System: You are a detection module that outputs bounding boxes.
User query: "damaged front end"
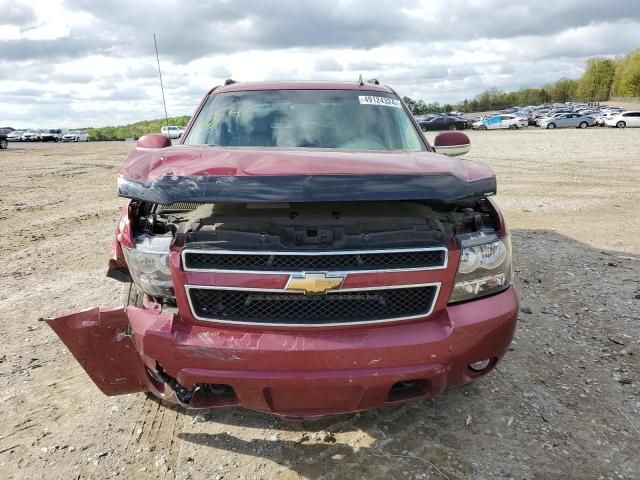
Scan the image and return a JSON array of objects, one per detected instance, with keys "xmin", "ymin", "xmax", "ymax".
[{"xmin": 45, "ymin": 114, "xmax": 517, "ymax": 416}]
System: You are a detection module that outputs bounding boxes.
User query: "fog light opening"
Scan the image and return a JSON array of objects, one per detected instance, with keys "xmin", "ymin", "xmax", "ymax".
[
  {"xmin": 469, "ymin": 359, "xmax": 491, "ymax": 372},
  {"xmin": 386, "ymin": 379, "xmax": 431, "ymax": 403}
]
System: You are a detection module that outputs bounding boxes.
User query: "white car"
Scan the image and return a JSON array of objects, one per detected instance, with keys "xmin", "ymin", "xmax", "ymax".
[
  {"xmin": 62, "ymin": 131, "xmax": 90, "ymax": 142},
  {"xmin": 473, "ymin": 114, "xmax": 528, "ymax": 130},
  {"xmin": 605, "ymin": 111, "xmax": 640, "ymax": 128},
  {"xmin": 594, "ymin": 111, "xmax": 619, "ymax": 126},
  {"xmin": 161, "ymin": 125, "xmax": 184, "ymax": 139},
  {"xmin": 21, "ymin": 129, "xmax": 43, "ymax": 141},
  {"xmin": 6, "ymin": 130, "xmax": 25, "ymax": 141},
  {"xmin": 40, "ymin": 129, "xmax": 64, "ymax": 142}
]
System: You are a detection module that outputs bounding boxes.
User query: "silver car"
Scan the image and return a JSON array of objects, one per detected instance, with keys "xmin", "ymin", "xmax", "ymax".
[{"xmin": 541, "ymin": 113, "xmax": 595, "ymax": 129}]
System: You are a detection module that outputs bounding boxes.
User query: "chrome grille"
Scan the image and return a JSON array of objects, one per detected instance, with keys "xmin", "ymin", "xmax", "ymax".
[{"xmin": 183, "ymin": 247, "xmax": 447, "ymax": 273}]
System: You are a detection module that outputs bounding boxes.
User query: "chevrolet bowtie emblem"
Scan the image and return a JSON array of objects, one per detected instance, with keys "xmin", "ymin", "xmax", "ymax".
[{"xmin": 286, "ymin": 273, "xmax": 345, "ymax": 295}]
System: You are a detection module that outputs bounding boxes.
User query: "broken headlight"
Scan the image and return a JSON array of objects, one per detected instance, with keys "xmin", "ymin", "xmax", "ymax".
[
  {"xmin": 122, "ymin": 235, "xmax": 174, "ymax": 298},
  {"xmin": 449, "ymin": 230, "xmax": 512, "ymax": 303}
]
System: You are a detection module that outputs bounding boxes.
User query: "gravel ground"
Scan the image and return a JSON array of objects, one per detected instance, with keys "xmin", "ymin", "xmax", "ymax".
[{"xmin": 0, "ymin": 128, "xmax": 639, "ymax": 480}]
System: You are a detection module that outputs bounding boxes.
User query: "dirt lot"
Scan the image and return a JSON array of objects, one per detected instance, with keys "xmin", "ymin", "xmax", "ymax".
[{"xmin": 1, "ymin": 129, "xmax": 639, "ymax": 480}]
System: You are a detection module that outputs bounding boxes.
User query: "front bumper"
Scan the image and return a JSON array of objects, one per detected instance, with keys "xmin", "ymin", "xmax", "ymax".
[{"xmin": 47, "ymin": 287, "xmax": 518, "ymax": 417}]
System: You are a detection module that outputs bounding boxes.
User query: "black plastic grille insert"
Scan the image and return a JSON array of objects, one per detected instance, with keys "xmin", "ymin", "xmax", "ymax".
[
  {"xmin": 184, "ymin": 249, "xmax": 446, "ymax": 272},
  {"xmin": 188, "ymin": 285, "xmax": 438, "ymax": 325}
]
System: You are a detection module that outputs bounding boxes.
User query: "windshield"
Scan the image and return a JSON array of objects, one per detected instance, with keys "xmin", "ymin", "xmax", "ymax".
[{"xmin": 184, "ymin": 90, "xmax": 424, "ymax": 151}]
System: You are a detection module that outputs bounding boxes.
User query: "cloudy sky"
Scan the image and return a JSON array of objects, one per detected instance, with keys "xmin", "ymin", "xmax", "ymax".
[{"xmin": 1, "ymin": 0, "xmax": 639, "ymax": 128}]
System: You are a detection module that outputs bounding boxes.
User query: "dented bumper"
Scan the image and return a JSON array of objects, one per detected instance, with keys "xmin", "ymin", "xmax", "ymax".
[{"xmin": 47, "ymin": 287, "xmax": 518, "ymax": 417}]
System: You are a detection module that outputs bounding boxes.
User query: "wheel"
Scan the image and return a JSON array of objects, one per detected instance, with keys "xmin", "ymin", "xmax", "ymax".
[
  {"xmin": 74, "ymin": 137, "xmax": 79, "ymax": 142},
  {"xmin": 508, "ymin": 124, "xmax": 517, "ymax": 130},
  {"xmin": 0, "ymin": 139, "xmax": 7, "ymax": 149},
  {"xmin": 616, "ymin": 121, "xmax": 626, "ymax": 128},
  {"xmin": 448, "ymin": 124, "xmax": 458, "ymax": 130},
  {"xmin": 479, "ymin": 125, "xmax": 487, "ymax": 131},
  {"xmin": 546, "ymin": 123, "xmax": 556, "ymax": 129},
  {"xmin": 579, "ymin": 122, "xmax": 588, "ymax": 129},
  {"xmin": 421, "ymin": 125, "xmax": 427, "ymax": 132}
]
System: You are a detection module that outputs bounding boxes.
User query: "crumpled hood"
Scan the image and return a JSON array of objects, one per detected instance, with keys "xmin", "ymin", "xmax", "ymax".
[{"xmin": 118, "ymin": 145, "xmax": 496, "ymax": 204}]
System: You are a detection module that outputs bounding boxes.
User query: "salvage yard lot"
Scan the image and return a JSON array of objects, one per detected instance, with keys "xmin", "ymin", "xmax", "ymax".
[{"xmin": 1, "ymin": 129, "xmax": 639, "ymax": 479}]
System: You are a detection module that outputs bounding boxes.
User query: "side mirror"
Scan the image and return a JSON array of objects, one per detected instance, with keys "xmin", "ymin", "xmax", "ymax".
[
  {"xmin": 433, "ymin": 131, "xmax": 470, "ymax": 156},
  {"xmin": 137, "ymin": 134, "xmax": 171, "ymax": 149}
]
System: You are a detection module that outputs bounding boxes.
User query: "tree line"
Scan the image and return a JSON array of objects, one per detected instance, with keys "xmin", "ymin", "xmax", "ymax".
[
  {"xmin": 86, "ymin": 115, "xmax": 190, "ymax": 141},
  {"xmin": 404, "ymin": 49, "xmax": 640, "ymax": 114}
]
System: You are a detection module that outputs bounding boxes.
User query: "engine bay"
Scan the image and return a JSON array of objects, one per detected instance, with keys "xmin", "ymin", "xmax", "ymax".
[{"xmin": 132, "ymin": 200, "xmax": 500, "ymax": 250}]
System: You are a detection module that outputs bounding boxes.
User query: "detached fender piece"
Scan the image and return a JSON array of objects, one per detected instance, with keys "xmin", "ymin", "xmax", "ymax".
[{"xmin": 45, "ymin": 307, "xmax": 147, "ymax": 395}]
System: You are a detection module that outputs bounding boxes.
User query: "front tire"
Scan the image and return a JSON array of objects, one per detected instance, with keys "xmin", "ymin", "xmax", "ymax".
[
  {"xmin": 479, "ymin": 125, "xmax": 487, "ymax": 131},
  {"xmin": 579, "ymin": 122, "xmax": 588, "ymax": 129},
  {"xmin": 508, "ymin": 124, "xmax": 517, "ymax": 130},
  {"xmin": 421, "ymin": 125, "xmax": 427, "ymax": 132},
  {"xmin": 0, "ymin": 139, "xmax": 7, "ymax": 149},
  {"xmin": 448, "ymin": 124, "xmax": 458, "ymax": 130},
  {"xmin": 616, "ymin": 121, "xmax": 626, "ymax": 128},
  {"xmin": 546, "ymin": 123, "xmax": 556, "ymax": 129}
]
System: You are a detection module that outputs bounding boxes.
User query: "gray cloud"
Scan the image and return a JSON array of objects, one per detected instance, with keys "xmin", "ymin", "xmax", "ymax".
[
  {"xmin": 62, "ymin": 0, "xmax": 420, "ymax": 61},
  {"xmin": 1, "ymin": 2, "xmax": 37, "ymax": 26},
  {"xmin": 58, "ymin": 0, "xmax": 640, "ymax": 62},
  {"xmin": 210, "ymin": 64, "xmax": 232, "ymax": 78},
  {"xmin": 314, "ymin": 57, "xmax": 343, "ymax": 72},
  {"xmin": 2, "ymin": 0, "xmax": 640, "ymax": 127},
  {"xmin": 103, "ymin": 86, "xmax": 149, "ymax": 101},
  {"xmin": 0, "ymin": 36, "xmax": 110, "ymax": 61},
  {"xmin": 49, "ymin": 72, "xmax": 96, "ymax": 83}
]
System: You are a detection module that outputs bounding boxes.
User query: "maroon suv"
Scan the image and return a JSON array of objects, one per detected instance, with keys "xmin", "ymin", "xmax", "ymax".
[{"xmin": 47, "ymin": 81, "xmax": 518, "ymax": 417}]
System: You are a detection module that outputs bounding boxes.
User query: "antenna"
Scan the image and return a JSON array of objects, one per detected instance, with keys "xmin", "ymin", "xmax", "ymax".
[{"xmin": 153, "ymin": 33, "xmax": 170, "ymax": 132}]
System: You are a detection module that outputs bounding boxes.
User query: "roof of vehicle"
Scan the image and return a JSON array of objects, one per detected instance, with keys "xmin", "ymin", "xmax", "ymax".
[{"xmin": 210, "ymin": 80, "xmax": 395, "ymax": 95}]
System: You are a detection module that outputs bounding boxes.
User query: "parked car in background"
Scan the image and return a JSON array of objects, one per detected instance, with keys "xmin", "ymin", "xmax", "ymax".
[
  {"xmin": 41, "ymin": 129, "xmax": 65, "ymax": 142},
  {"xmin": 595, "ymin": 110, "xmax": 623, "ymax": 126},
  {"xmin": 62, "ymin": 131, "xmax": 90, "ymax": 142},
  {"xmin": 161, "ymin": 125, "xmax": 184, "ymax": 139},
  {"xmin": 418, "ymin": 115, "xmax": 467, "ymax": 131},
  {"xmin": 473, "ymin": 114, "xmax": 527, "ymax": 130},
  {"xmin": 6, "ymin": 130, "xmax": 25, "ymax": 141},
  {"xmin": 605, "ymin": 111, "xmax": 640, "ymax": 128},
  {"xmin": 540, "ymin": 113, "xmax": 595, "ymax": 129},
  {"xmin": 21, "ymin": 129, "xmax": 43, "ymax": 141}
]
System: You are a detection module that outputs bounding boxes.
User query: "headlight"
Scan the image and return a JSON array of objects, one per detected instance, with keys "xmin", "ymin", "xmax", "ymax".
[
  {"xmin": 122, "ymin": 234, "xmax": 174, "ymax": 298},
  {"xmin": 449, "ymin": 231, "xmax": 512, "ymax": 303}
]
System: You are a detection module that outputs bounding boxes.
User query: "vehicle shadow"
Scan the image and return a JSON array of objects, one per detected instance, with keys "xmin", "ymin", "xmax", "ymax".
[
  {"xmin": 173, "ymin": 229, "xmax": 639, "ymax": 480},
  {"xmin": 176, "ymin": 390, "xmax": 479, "ymax": 480}
]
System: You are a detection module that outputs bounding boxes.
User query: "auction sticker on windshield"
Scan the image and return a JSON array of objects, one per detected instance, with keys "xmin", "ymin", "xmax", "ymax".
[{"xmin": 359, "ymin": 96, "xmax": 402, "ymax": 108}]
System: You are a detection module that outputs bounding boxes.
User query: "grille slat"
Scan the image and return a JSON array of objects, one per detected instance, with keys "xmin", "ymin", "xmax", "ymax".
[
  {"xmin": 184, "ymin": 249, "xmax": 446, "ymax": 272},
  {"xmin": 188, "ymin": 286, "xmax": 438, "ymax": 325}
]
